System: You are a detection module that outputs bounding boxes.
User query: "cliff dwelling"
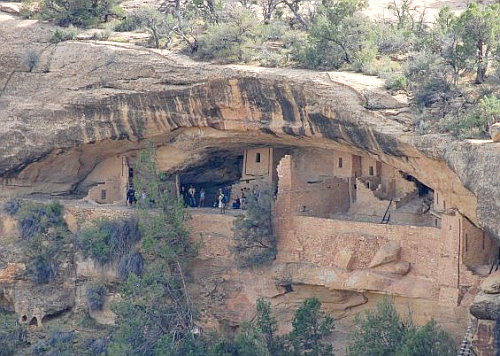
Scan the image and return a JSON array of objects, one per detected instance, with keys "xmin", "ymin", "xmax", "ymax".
[
  {"xmin": 1, "ymin": 3, "xmax": 499, "ymax": 353},
  {"xmin": 75, "ymin": 143, "xmax": 498, "ymax": 311}
]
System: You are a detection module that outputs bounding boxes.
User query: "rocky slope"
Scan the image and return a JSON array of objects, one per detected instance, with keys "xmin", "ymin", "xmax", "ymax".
[{"xmin": 0, "ymin": 11, "xmax": 499, "ymax": 242}]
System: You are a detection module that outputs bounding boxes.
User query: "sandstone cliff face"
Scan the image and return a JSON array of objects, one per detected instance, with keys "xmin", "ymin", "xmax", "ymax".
[{"xmin": 0, "ymin": 12, "xmax": 499, "ymax": 242}]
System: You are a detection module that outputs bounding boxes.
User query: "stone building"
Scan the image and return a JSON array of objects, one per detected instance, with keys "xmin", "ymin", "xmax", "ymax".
[
  {"xmin": 79, "ymin": 145, "xmax": 497, "ymax": 310},
  {"xmin": 274, "ymin": 148, "xmax": 497, "ymax": 308},
  {"xmin": 84, "ymin": 155, "xmax": 133, "ymax": 204}
]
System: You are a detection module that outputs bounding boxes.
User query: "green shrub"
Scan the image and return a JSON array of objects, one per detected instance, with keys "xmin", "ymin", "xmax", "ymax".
[
  {"xmin": 302, "ymin": 0, "xmax": 374, "ymax": 70},
  {"xmin": 405, "ymin": 52, "xmax": 457, "ymax": 108},
  {"xmin": 4, "ymin": 199, "xmax": 20, "ymax": 216},
  {"xmin": 38, "ymin": 0, "xmax": 122, "ymax": 28},
  {"xmin": 83, "ymin": 337, "xmax": 108, "ymax": 356},
  {"xmin": 10, "ymin": 201, "xmax": 69, "ymax": 285},
  {"xmin": 0, "ymin": 311, "xmax": 26, "ymax": 356},
  {"xmin": 33, "ymin": 329, "xmax": 78, "ymax": 355},
  {"xmin": 113, "ymin": 15, "xmax": 141, "ymax": 32},
  {"xmin": 14, "ymin": 200, "xmax": 66, "ymax": 240},
  {"xmin": 86, "ymin": 281, "xmax": 107, "ymax": 311},
  {"xmin": 348, "ymin": 298, "xmax": 409, "ymax": 356},
  {"xmin": 197, "ymin": 8, "xmax": 258, "ymax": 63},
  {"xmin": 129, "ymin": 6, "xmax": 176, "ymax": 49},
  {"xmin": 23, "ymin": 49, "xmax": 40, "ymax": 72},
  {"xmin": 384, "ymin": 72, "xmax": 409, "ymax": 91},
  {"xmin": 92, "ymin": 25, "xmax": 112, "ymax": 40},
  {"xmin": 232, "ymin": 184, "xmax": 276, "ymax": 268},
  {"xmin": 76, "ymin": 218, "xmax": 140, "ymax": 265},
  {"xmin": 117, "ymin": 250, "xmax": 144, "ymax": 279},
  {"xmin": 234, "ymin": 323, "xmax": 270, "ymax": 356},
  {"xmin": 374, "ymin": 23, "xmax": 417, "ymax": 55},
  {"xmin": 347, "ymin": 298, "xmax": 455, "ymax": 356},
  {"xmin": 257, "ymin": 47, "xmax": 285, "ymax": 67},
  {"xmin": 397, "ymin": 320, "xmax": 455, "ymax": 356},
  {"xmin": 438, "ymin": 95, "xmax": 500, "ymax": 138},
  {"xmin": 257, "ymin": 20, "xmax": 288, "ymax": 41},
  {"xmin": 29, "ymin": 254, "xmax": 57, "ymax": 284},
  {"xmin": 288, "ymin": 297, "xmax": 334, "ymax": 356},
  {"xmin": 50, "ymin": 26, "xmax": 78, "ymax": 43}
]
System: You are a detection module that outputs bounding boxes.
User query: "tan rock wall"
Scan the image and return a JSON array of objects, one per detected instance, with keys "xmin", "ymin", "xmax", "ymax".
[{"xmin": 462, "ymin": 216, "xmax": 497, "ymax": 267}]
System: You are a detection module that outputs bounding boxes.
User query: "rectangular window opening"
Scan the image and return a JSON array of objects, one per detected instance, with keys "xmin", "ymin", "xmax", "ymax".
[
  {"xmin": 256, "ymin": 153, "xmax": 261, "ymax": 163},
  {"xmin": 101, "ymin": 189, "xmax": 107, "ymax": 200},
  {"xmin": 369, "ymin": 166, "xmax": 374, "ymax": 176},
  {"xmin": 338, "ymin": 157, "xmax": 343, "ymax": 168}
]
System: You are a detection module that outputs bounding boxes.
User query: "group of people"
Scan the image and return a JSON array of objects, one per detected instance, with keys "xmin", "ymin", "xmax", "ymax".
[
  {"xmin": 180, "ymin": 185, "xmax": 248, "ymax": 214},
  {"xmin": 181, "ymin": 185, "xmax": 207, "ymax": 208},
  {"xmin": 126, "ymin": 186, "xmax": 155, "ymax": 207},
  {"xmin": 126, "ymin": 183, "xmax": 259, "ymax": 215}
]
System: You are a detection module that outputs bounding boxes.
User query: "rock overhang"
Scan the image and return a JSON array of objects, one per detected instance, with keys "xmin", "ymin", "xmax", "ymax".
[{"xmin": 0, "ymin": 12, "xmax": 499, "ymax": 240}]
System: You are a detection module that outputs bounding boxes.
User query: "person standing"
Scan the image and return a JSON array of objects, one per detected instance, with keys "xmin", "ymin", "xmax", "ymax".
[
  {"xmin": 217, "ymin": 188, "xmax": 225, "ymax": 214},
  {"xmin": 181, "ymin": 186, "xmax": 187, "ymax": 207},
  {"xmin": 199, "ymin": 188, "xmax": 206, "ymax": 207},
  {"xmin": 188, "ymin": 185, "xmax": 196, "ymax": 207},
  {"xmin": 126, "ymin": 186, "xmax": 135, "ymax": 206}
]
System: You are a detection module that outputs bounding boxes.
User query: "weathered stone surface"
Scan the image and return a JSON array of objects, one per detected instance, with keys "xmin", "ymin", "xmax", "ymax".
[
  {"xmin": 372, "ymin": 261, "xmax": 410, "ymax": 275},
  {"xmin": 334, "ymin": 249, "xmax": 354, "ymax": 271},
  {"xmin": 481, "ymin": 271, "xmax": 500, "ymax": 294},
  {"xmin": 0, "ymin": 263, "xmax": 25, "ymax": 283},
  {"xmin": 490, "ymin": 123, "xmax": 500, "ymax": 142},
  {"xmin": 14, "ymin": 283, "xmax": 75, "ymax": 325},
  {"xmin": 342, "ymin": 270, "xmax": 438, "ymax": 299},
  {"xmin": 470, "ymin": 292, "xmax": 500, "ymax": 320},
  {"xmin": 471, "ymin": 320, "xmax": 499, "ymax": 356},
  {"xmin": 0, "ymin": 12, "xmax": 498, "ymax": 242},
  {"xmin": 368, "ymin": 241, "xmax": 401, "ymax": 268}
]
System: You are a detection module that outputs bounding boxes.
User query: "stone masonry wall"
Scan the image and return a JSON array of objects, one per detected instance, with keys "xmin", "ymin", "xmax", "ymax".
[
  {"xmin": 462, "ymin": 216, "xmax": 497, "ymax": 267},
  {"xmin": 277, "ymin": 216, "xmax": 442, "ymax": 277},
  {"xmin": 277, "ymin": 151, "xmax": 351, "ymax": 218}
]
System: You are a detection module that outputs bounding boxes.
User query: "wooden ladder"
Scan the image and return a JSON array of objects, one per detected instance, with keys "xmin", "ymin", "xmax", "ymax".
[{"xmin": 380, "ymin": 199, "xmax": 393, "ymax": 224}]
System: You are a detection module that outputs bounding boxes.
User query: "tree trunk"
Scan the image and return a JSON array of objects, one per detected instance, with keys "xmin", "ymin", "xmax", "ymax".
[
  {"xmin": 475, "ymin": 42, "xmax": 489, "ymax": 84},
  {"xmin": 476, "ymin": 63, "xmax": 487, "ymax": 84},
  {"xmin": 282, "ymin": 0, "xmax": 308, "ymax": 30}
]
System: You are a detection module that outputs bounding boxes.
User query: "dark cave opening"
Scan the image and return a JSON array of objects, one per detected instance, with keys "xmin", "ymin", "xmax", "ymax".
[{"xmin": 179, "ymin": 150, "xmax": 244, "ymax": 208}]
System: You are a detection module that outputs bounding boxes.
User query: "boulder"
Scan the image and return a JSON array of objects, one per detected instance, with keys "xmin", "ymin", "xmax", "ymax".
[
  {"xmin": 490, "ymin": 123, "xmax": 500, "ymax": 142},
  {"xmin": 334, "ymin": 249, "xmax": 354, "ymax": 271},
  {"xmin": 0, "ymin": 3, "xmax": 21, "ymax": 15},
  {"xmin": 470, "ymin": 292, "xmax": 500, "ymax": 320},
  {"xmin": 369, "ymin": 241, "xmax": 401, "ymax": 268},
  {"xmin": 480, "ymin": 270, "xmax": 500, "ymax": 294},
  {"xmin": 344, "ymin": 270, "xmax": 394, "ymax": 292},
  {"xmin": 373, "ymin": 261, "xmax": 410, "ymax": 275}
]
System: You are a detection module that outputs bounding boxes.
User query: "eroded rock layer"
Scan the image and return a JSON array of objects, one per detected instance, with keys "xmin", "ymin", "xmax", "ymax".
[{"xmin": 1, "ymin": 13, "xmax": 499, "ymax": 240}]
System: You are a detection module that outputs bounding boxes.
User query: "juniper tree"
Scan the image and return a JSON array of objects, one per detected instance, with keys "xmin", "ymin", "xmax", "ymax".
[
  {"xmin": 232, "ymin": 183, "xmax": 277, "ymax": 268},
  {"xmin": 108, "ymin": 141, "xmax": 200, "ymax": 354}
]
